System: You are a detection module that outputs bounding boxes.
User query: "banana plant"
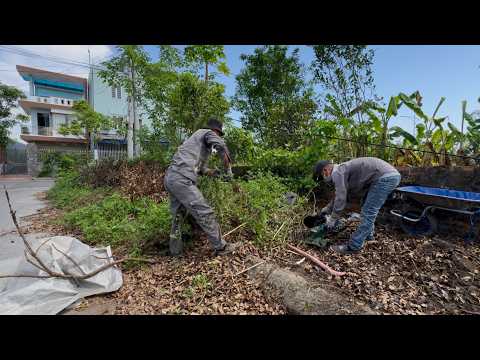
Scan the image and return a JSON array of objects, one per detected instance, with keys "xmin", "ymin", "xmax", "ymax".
[
  {"xmin": 464, "ymin": 107, "xmax": 480, "ymax": 158},
  {"xmin": 397, "ymin": 92, "xmax": 451, "ymax": 165},
  {"xmin": 363, "ymin": 95, "xmax": 418, "ymax": 161}
]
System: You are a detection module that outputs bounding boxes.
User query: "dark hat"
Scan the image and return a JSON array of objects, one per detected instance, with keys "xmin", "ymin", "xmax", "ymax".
[
  {"xmin": 206, "ymin": 117, "xmax": 224, "ymax": 136},
  {"xmin": 313, "ymin": 160, "xmax": 332, "ymax": 182}
]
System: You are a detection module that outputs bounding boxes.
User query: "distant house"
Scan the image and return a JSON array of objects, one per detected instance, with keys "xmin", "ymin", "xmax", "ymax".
[
  {"xmin": 16, "ymin": 64, "xmax": 150, "ymax": 175},
  {"xmin": 17, "ymin": 65, "xmax": 88, "ymax": 148}
]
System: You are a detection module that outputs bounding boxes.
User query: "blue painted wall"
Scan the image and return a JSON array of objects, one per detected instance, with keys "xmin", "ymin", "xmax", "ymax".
[
  {"xmin": 89, "ymin": 67, "xmax": 151, "ymax": 130},
  {"xmin": 35, "ymin": 86, "xmax": 84, "ymax": 100}
]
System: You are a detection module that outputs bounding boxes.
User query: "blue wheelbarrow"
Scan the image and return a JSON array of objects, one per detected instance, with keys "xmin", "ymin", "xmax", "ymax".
[{"xmin": 390, "ymin": 186, "xmax": 480, "ymax": 243}]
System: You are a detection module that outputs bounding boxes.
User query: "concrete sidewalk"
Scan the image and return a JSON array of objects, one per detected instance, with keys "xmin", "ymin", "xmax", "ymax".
[{"xmin": 0, "ymin": 178, "xmax": 54, "ymax": 233}]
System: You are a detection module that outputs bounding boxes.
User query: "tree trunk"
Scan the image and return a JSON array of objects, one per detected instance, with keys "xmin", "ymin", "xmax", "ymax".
[
  {"xmin": 127, "ymin": 95, "xmax": 134, "ymax": 160},
  {"xmin": 205, "ymin": 62, "xmax": 208, "ymax": 83},
  {"xmin": 131, "ymin": 61, "xmax": 140, "ymax": 157}
]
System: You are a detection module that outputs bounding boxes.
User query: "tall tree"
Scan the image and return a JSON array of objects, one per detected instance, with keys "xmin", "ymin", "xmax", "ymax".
[
  {"xmin": 165, "ymin": 72, "xmax": 230, "ymax": 147},
  {"xmin": 233, "ymin": 45, "xmax": 317, "ymax": 148},
  {"xmin": 310, "ymin": 45, "xmax": 376, "ymax": 123},
  {"xmin": 183, "ymin": 45, "xmax": 230, "ymax": 83},
  {"xmin": 0, "ymin": 82, "xmax": 27, "ymax": 148}
]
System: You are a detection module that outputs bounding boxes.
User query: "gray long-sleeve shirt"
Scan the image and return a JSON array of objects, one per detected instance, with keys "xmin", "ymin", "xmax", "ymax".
[
  {"xmin": 168, "ymin": 128, "xmax": 231, "ymax": 183},
  {"xmin": 324, "ymin": 157, "xmax": 399, "ymax": 218}
]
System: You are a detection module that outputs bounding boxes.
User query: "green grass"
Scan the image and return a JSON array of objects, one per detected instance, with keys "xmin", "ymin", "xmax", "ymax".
[
  {"xmin": 47, "ymin": 171, "xmax": 171, "ymax": 256},
  {"xmin": 47, "ymin": 170, "xmax": 308, "ymax": 257}
]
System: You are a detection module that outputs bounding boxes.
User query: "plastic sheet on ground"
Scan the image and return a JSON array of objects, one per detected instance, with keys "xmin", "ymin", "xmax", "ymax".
[{"xmin": 0, "ymin": 234, "xmax": 123, "ymax": 315}]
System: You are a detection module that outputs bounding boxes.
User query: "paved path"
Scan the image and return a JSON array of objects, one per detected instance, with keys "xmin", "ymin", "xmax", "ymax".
[{"xmin": 0, "ymin": 178, "xmax": 54, "ymax": 234}]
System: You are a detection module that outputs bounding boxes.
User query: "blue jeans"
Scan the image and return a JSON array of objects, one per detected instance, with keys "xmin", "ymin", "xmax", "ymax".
[{"xmin": 350, "ymin": 174, "xmax": 401, "ymax": 250}]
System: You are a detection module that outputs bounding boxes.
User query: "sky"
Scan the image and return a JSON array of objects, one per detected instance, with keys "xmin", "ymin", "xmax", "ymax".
[{"xmin": 1, "ymin": 45, "xmax": 480, "ymax": 142}]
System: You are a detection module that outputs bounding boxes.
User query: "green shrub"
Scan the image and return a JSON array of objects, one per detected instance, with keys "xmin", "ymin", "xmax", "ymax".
[
  {"xmin": 63, "ymin": 192, "xmax": 171, "ymax": 255},
  {"xmin": 47, "ymin": 171, "xmax": 93, "ymax": 209},
  {"xmin": 39, "ymin": 152, "xmax": 87, "ymax": 177},
  {"xmin": 224, "ymin": 126, "xmax": 256, "ymax": 164},
  {"xmin": 199, "ymin": 173, "xmax": 307, "ymax": 246}
]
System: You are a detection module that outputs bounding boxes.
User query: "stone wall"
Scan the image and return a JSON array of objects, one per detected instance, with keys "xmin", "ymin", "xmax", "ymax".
[
  {"xmin": 397, "ymin": 166, "xmax": 480, "ymax": 192},
  {"xmin": 26, "ymin": 143, "xmax": 40, "ymax": 177},
  {"xmin": 26, "ymin": 142, "xmax": 88, "ymax": 177}
]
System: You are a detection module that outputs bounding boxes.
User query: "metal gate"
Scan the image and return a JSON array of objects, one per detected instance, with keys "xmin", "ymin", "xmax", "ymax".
[{"xmin": 1, "ymin": 143, "xmax": 27, "ymax": 175}]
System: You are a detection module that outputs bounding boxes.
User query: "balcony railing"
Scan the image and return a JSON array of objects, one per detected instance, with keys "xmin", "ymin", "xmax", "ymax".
[
  {"xmin": 27, "ymin": 95, "xmax": 76, "ymax": 107},
  {"xmin": 37, "ymin": 126, "xmax": 53, "ymax": 136}
]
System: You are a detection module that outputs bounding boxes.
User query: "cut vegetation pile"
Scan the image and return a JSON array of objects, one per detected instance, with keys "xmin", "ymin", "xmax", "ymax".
[{"xmin": 80, "ymin": 159, "xmax": 168, "ymax": 203}]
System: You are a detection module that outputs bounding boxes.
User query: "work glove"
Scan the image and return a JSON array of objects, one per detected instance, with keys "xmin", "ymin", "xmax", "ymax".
[
  {"xmin": 320, "ymin": 206, "xmax": 331, "ymax": 216},
  {"xmin": 325, "ymin": 214, "xmax": 338, "ymax": 231}
]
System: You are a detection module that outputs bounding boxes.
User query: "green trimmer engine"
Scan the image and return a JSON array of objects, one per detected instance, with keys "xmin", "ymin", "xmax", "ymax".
[{"xmin": 302, "ymin": 214, "xmax": 347, "ymax": 249}]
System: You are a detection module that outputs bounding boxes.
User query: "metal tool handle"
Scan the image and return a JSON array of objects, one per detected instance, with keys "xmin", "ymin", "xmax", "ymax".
[{"xmin": 390, "ymin": 210, "xmax": 423, "ymax": 222}]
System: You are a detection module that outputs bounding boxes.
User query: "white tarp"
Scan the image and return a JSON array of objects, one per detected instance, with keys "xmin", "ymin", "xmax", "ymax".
[{"xmin": 0, "ymin": 234, "xmax": 123, "ymax": 315}]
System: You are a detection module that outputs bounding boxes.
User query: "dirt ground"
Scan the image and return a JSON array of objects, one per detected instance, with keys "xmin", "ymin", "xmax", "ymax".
[{"xmin": 21, "ymin": 199, "xmax": 480, "ymax": 315}]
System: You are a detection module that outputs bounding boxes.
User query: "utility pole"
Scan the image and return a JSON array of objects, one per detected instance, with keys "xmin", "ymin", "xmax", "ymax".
[
  {"xmin": 88, "ymin": 49, "xmax": 97, "ymax": 160},
  {"xmin": 127, "ymin": 63, "xmax": 134, "ymax": 160}
]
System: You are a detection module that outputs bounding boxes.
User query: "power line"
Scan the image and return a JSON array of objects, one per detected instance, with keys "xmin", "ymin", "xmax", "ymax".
[
  {"xmin": 325, "ymin": 135, "xmax": 480, "ymax": 161},
  {"xmin": 0, "ymin": 46, "xmax": 106, "ymax": 70}
]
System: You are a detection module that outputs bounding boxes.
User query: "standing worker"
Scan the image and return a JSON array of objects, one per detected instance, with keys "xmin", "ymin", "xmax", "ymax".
[
  {"xmin": 313, "ymin": 157, "xmax": 401, "ymax": 254},
  {"xmin": 164, "ymin": 118, "xmax": 239, "ymax": 257}
]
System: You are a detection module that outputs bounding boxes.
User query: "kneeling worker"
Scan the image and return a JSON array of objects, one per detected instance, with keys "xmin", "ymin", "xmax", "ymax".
[
  {"xmin": 164, "ymin": 118, "xmax": 239, "ymax": 257},
  {"xmin": 313, "ymin": 157, "xmax": 401, "ymax": 255}
]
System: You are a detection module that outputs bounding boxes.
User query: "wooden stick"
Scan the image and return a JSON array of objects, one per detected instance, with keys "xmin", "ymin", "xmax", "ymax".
[
  {"xmin": 287, "ymin": 244, "xmax": 346, "ymax": 277},
  {"xmin": 223, "ymin": 222, "xmax": 247, "ymax": 238},
  {"xmin": 272, "ymin": 221, "xmax": 286, "ymax": 241},
  {"xmin": 51, "ymin": 243, "xmax": 86, "ymax": 276},
  {"xmin": 2, "ymin": 186, "xmax": 156, "ymax": 281},
  {"xmin": 295, "ymin": 257, "xmax": 306, "ymax": 265},
  {"xmin": 234, "ymin": 261, "xmax": 266, "ymax": 276},
  {"xmin": 4, "ymin": 186, "xmax": 54, "ymax": 275}
]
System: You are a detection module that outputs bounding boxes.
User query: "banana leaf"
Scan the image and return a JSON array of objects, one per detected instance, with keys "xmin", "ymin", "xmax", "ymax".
[
  {"xmin": 416, "ymin": 123, "xmax": 426, "ymax": 139},
  {"xmin": 398, "ymin": 93, "xmax": 429, "ymax": 122},
  {"xmin": 432, "ymin": 97, "xmax": 446, "ymax": 119},
  {"xmin": 386, "ymin": 96, "xmax": 398, "ymax": 119},
  {"xmin": 433, "ymin": 116, "xmax": 447, "ymax": 129},
  {"xmin": 390, "ymin": 126, "xmax": 418, "ymax": 145}
]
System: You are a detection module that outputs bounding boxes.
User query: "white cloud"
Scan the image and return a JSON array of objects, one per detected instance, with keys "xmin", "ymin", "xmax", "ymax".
[
  {"xmin": 0, "ymin": 45, "xmax": 115, "ymax": 141},
  {"xmin": 0, "ymin": 45, "xmax": 114, "ymax": 91}
]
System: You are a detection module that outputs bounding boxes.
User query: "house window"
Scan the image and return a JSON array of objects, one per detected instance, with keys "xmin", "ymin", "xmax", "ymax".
[
  {"xmin": 117, "ymin": 87, "xmax": 121, "ymax": 99},
  {"xmin": 37, "ymin": 113, "xmax": 51, "ymax": 136},
  {"xmin": 38, "ymin": 113, "xmax": 50, "ymax": 128},
  {"xmin": 112, "ymin": 86, "xmax": 116, "ymax": 98}
]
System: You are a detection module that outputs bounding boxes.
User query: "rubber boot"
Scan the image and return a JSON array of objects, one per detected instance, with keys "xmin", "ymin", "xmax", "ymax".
[{"xmin": 169, "ymin": 211, "xmax": 185, "ymax": 257}]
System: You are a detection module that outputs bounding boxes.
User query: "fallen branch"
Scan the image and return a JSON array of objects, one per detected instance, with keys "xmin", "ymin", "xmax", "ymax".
[
  {"xmin": 223, "ymin": 222, "xmax": 247, "ymax": 238},
  {"xmin": 287, "ymin": 244, "xmax": 346, "ymax": 277},
  {"xmin": 51, "ymin": 243, "xmax": 86, "ymax": 276},
  {"xmin": 272, "ymin": 221, "xmax": 286, "ymax": 241},
  {"xmin": 235, "ymin": 260, "xmax": 266, "ymax": 276},
  {"xmin": 1, "ymin": 186, "xmax": 155, "ymax": 282},
  {"xmin": 4, "ymin": 186, "xmax": 54, "ymax": 276}
]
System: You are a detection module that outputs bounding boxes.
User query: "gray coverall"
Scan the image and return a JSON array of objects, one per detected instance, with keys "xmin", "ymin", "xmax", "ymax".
[{"xmin": 163, "ymin": 128, "xmax": 230, "ymax": 255}]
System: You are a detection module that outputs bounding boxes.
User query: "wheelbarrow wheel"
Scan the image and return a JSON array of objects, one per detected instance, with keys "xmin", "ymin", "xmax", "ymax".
[{"xmin": 399, "ymin": 207, "xmax": 438, "ymax": 237}]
